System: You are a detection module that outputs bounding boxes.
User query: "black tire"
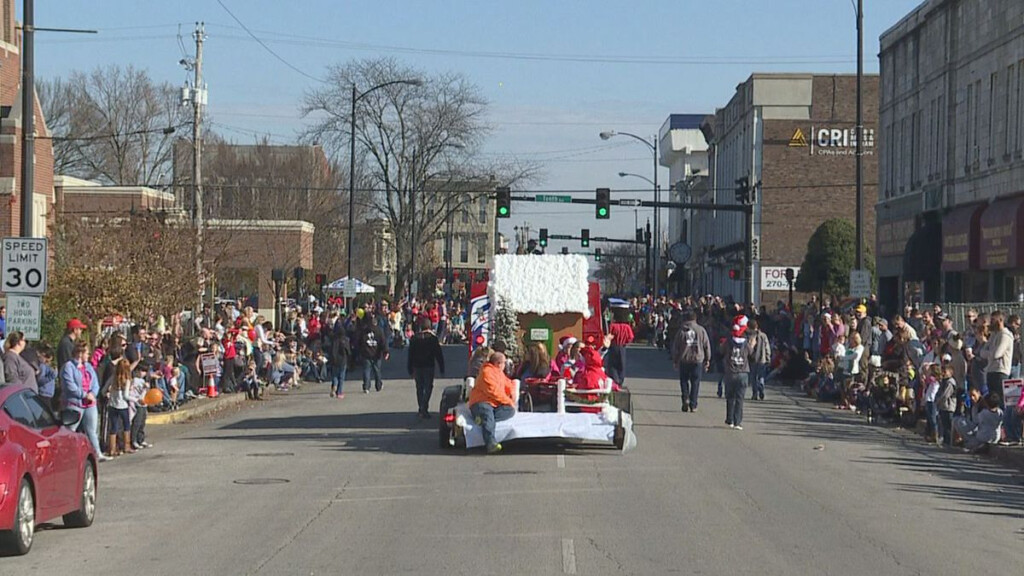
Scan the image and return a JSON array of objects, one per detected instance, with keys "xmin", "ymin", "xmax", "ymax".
[
  {"xmin": 0, "ymin": 479, "xmax": 34, "ymax": 556},
  {"xmin": 519, "ymin": 392, "xmax": 534, "ymax": 413},
  {"xmin": 63, "ymin": 460, "xmax": 96, "ymax": 528},
  {"xmin": 438, "ymin": 398, "xmax": 453, "ymax": 449}
]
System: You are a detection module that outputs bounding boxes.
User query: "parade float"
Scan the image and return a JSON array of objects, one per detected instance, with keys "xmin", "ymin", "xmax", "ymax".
[{"xmin": 440, "ymin": 254, "xmax": 636, "ymax": 452}]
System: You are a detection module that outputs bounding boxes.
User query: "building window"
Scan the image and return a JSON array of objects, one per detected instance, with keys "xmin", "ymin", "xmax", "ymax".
[
  {"xmin": 1006, "ymin": 65, "xmax": 1014, "ymax": 157},
  {"xmin": 989, "ymin": 72, "xmax": 998, "ymax": 161},
  {"xmin": 974, "ymin": 79, "xmax": 982, "ymax": 164},
  {"xmin": 936, "ymin": 95, "xmax": 944, "ymax": 174},
  {"xmin": 966, "ymin": 81, "xmax": 974, "ymax": 169},
  {"xmin": 477, "ymin": 236, "xmax": 487, "ymax": 264},
  {"xmin": 460, "ymin": 237, "xmax": 468, "ymax": 263},
  {"xmin": 910, "ymin": 111, "xmax": 917, "ymax": 186},
  {"xmin": 478, "ymin": 195, "xmax": 487, "ymax": 224},
  {"xmin": 1017, "ymin": 60, "xmax": 1024, "ymax": 153}
]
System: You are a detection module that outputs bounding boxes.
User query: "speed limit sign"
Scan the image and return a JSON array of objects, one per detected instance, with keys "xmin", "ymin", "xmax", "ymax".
[{"xmin": 2, "ymin": 237, "xmax": 48, "ymax": 294}]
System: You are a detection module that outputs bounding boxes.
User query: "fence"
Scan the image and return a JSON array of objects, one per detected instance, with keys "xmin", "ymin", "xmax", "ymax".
[{"xmin": 923, "ymin": 302, "xmax": 1024, "ymax": 335}]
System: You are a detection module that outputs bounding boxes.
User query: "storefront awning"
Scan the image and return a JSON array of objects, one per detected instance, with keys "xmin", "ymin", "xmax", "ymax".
[
  {"xmin": 980, "ymin": 196, "xmax": 1024, "ymax": 270},
  {"xmin": 902, "ymin": 220, "xmax": 942, "ymax": 282},
  {"xmin": 941, "ymin": 204, "xmax": 985, "ymax": 272}
]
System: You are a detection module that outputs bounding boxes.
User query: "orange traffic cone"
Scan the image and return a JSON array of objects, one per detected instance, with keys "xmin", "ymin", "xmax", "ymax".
[{"xmin": 207, "ymin": 375, "xmax": 219, "ymax": 398}]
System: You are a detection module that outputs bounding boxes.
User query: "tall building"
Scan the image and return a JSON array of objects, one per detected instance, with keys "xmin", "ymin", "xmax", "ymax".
[
  {"xmin": 877, "ymin": 0, "xmax": 1024, "ymax": 309},
  {"xmin": 659, "ymin": 114, "xmax": 709, "ymax": 294},
  {"xmin": 700, "ymin": 73, "xmax": 879, "ymax": 303},
  {"xmin": 0, "ymin": 0, "xmax": 55, "ymax": 239}
]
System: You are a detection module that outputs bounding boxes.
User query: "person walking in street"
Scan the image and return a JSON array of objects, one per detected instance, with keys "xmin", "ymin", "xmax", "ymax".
[
  {"xmin": 408, "ymin": 318, "xmax": 446, "ymax": 418},
  {"xmin": 671, "ymin": 309, "xmax": 711, "ymax": 412},
  {"xmin": 722, "ymin": 315, "xmax": 756, "ymax": 430},
  {"xmin": 748, "ymin": 320, "xmax": 771, "ymax": 401},
  {"xmin": 468, "ymin": 352, "xmax": 516, "ymax": 454},
  {"xmin": 358, "ymin": 312, "xmax": 388, "ymax": 393},
  {"xmin": 327, "ymin": 315, "xmax": 351, "ymax": 399}
]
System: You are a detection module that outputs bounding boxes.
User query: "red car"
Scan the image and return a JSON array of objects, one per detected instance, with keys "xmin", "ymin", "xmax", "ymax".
[{"xmin": 0, "ymin": 385, "xmax": 97, "ymax": 555}]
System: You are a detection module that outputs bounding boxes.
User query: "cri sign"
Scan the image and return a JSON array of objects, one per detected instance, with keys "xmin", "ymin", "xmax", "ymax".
[{"xmin": 790, "ymin": 126, "xmax": 875, "ymax": 156}]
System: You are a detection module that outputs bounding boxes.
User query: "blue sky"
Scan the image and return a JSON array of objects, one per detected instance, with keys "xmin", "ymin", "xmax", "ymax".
[{"xmin": 33, "ymin": 0, "xmax": 923, "ymax": 243}]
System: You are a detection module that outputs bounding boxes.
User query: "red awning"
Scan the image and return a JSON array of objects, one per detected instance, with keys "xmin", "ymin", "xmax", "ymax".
[
  {"xmin": 942, "ymin": 204, "xmax": 985, "ymax": 272},
  {"xmin": 980, "ymin": 197, "xmax": 1024, "ymax": 270}
]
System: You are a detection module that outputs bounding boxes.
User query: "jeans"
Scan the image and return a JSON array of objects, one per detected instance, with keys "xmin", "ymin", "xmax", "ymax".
[
  {"xmin": 939, "ymin": 410, "xmax": 953, "ymax": 446},
  {"xmin": 131, "ymin": 406, "xmax": 147, "ymax": 445},
  {"xmin": 678, "ymin": 363, "xmax": 702, "ymax": 409},
  {"xmin": 73, "ymin": 404, "xmax": 102, "ymax": 455},
  {"xmin": 413, "ymin": 366, "xmax": 436, "ymax": 414},
  {"xmin": 986, "ymin": 372, "xmax": 1007, "ymax": 405},
  {"xmin": 924, "ymin": 400, "xmax": 937, "ymax": 436},
  {"xmin": 363, "ymin": 358, "xmax": 383, "ymax": 391},
  {"xmin": 749, "ymin": 364, "xmax": 767, "ymax": 399},
  {"xmin": 1004, "ymin": 406, "xmax": 1022, "ymax": 443},
  {"xmin": 331, "ymin": 362, "xmax": 348, "ymax": 395},
  {"xmin": 724, "ymin": 373, "xmax": 747, "ymax": 426},
  {"xmin": 470, "ymin": 402, "xmax": 515, "ymax": 449}
]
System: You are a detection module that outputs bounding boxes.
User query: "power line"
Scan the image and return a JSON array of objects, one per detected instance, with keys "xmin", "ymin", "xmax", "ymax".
[{"xmin": 213, "ymin": 0, "xmax": 325, "ymax": 83}]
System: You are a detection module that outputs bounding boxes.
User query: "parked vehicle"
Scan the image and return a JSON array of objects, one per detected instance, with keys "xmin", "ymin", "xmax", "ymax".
[{"xmin": 0, "ymin": 385, "xmax": 98, "ymax": 555}]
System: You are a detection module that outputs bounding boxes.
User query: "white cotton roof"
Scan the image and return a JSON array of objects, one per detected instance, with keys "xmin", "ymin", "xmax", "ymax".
[{"xmin": 490, "ymin": 254, "xmax": 591, "ymax": 317}]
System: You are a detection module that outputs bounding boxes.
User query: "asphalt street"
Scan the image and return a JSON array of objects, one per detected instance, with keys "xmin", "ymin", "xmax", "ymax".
[{"xmin": 3, "ymin": 345, "xmax": 1023, "ymax": 576}]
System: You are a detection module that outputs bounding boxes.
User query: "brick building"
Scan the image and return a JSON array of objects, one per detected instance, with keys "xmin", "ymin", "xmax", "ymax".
[
  {"xmin": 878, "ymin": 0, "xmax": 1024, "ymax": 309},
  {"xmin": 54, "ymin": 177, "xmax": 313, "ymax": 322},
  {"xmin": 0, "ymin": 0, "xmax": 55, "ymax": 239},
  {"xmin": 698, "ymin": 73, "xmax": 879, "ymax": 304}
]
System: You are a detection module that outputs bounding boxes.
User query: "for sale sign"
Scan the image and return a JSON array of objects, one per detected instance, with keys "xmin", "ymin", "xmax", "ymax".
[
  {"xmin": 761, "ymin": 266, "xmax": 799, "ymax": 291},
  {"xmin": 1003, "ymin": 379, "xmax": 1023, "ymax": 406}
]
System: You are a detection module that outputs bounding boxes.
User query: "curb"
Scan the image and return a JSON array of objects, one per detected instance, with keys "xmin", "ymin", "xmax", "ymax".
[
  {"xmin": 147, "ymin": 392, "xmax": 249, "ymax": 425},
  {"xmin": 771, "ymin": 383, "xmax": 1024, "ymax": 472}
]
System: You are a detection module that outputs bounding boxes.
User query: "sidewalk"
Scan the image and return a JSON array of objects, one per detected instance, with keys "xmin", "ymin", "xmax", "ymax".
[
  {"xmin": 147, "ymin": 391, "xmax": 249, "ymax": 425},
  {"xmin": 770, "ymin": 382, "xmax": 1024, "ymax": 472}
]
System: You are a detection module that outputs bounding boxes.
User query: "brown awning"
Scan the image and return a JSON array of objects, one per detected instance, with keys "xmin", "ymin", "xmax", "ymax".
[
  {"xmin": 980, "ymin": 197, "xmax": 1024, "ymax": 270},
  {"xmin": 942, "ymin": 204, "xmax": 985, "ymax": 271}
]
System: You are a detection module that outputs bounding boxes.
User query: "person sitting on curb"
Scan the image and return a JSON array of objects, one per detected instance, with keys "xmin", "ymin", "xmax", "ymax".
[
  {"xmin": 468, "ymin": 352, "xmax": 516, "ymax": 454},
  {"xmin": 956, "ymin": 392, "xmax": 1004, "ymax": 453}
]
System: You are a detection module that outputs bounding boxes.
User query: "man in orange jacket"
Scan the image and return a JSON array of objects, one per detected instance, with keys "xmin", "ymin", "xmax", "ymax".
[{"xmin": 469, "ymin": 352, "xmax": 516, "ymax": 454}]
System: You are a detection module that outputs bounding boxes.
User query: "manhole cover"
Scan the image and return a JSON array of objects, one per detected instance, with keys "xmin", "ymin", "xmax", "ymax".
[
  {"xmin": 483, "ymin": 471, "xmax": 538, "ymax": 476},
  {"xmin": 246, "ymin": 452, "xmax": 295, "ymax": 457},
  {"xmin": 233, "ymin": 478, "xmax": 290, "ymax": 485}
]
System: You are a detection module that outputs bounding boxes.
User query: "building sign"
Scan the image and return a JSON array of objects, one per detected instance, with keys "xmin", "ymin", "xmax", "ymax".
[
  {"xmin": 877, "ymin": 218, "xmax": 915, "ymax": 257},
  {"xmin": 750, "ymin": 236, "xmax": 761, "ymax": 261},
  {"xmin": 789, "ymin": 126, "xmax": 875, "ymax": 156},
  {"xmin": 849, "ymin": 269, "xmax": 872, "ymax": 298},
  {"xmin": 761, "ymin": 266, "xmax": 800, "ymax": 291},
  {"xmin": 979, "ymin": 197, "xmax": 1024, "ymax": 270}
]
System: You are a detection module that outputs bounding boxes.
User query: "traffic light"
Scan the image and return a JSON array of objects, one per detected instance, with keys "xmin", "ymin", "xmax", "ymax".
[
  {"xmin": 539, "ymin": 228, "xmax": 548, "ymax": 247},
  {"xmin": 496, "ymin": 187, "xmax": 511, "ymax": 218},
  {"xmin": 314, "ymin": 273, "xmax": 326, "ymax": 286},
  {"xmin": 735, "ymin": 177, "xmax": 751, "ymax": 204},
  {"xmin": 561, "ymin": 246, "xmax": 569, "ymax": 255},
  {"xmin": 596, "ymin": 188, "xmax": 611, "ymax": 219},
  {"xmin": 636, "ymin": 228, "xmax": 644, "ymax": 243},
  {"xmin": 728, "ymin": 268, "xmax": 742, "ymax": 280},
  {"xmin": 595, "ymin": 248, "xmax": 602, "ymax": 262},
  {"xmin": 581, "ymin": 228, "xmax": 590, "ymax": 248}
]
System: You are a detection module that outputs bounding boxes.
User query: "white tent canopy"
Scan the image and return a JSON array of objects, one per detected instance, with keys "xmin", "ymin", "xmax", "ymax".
[{"xmin": 324, "ymin": 277, "xmax": 376, "ymax": 294}]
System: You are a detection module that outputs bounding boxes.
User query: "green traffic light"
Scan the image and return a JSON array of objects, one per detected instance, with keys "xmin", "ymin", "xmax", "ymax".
[
  {"xmin": 598, "ymin": 208, "xmax": 608, "ymax": 216},
  {"xmin": 498, "ymin": 207, "xmax": 509, "ymax": 216}
]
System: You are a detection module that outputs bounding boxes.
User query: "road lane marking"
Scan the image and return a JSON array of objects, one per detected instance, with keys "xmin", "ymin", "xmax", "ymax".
[
  {"xmin": 561, "ymin": 538, "xmax": 577, "ymax": 574},
  {"xmin": 557, "ymin": 454, "xmax": 566, "ymax": 468}
]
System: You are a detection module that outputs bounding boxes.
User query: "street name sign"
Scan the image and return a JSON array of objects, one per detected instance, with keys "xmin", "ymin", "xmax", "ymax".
[
  {"xmin": 1, "ymin": 237, "xmax": 48, "ymax": 294},
  {"xmin": 849, "ymin": 269, "xmax": 871, "ymax": 298},
  {"xmin": 618, "ymin": 199, "xmax": 642, "ymax": 207},
  {"xmin": 6, "ymin": 294, "xmax": 41, "ymax": 340},
  {"xmin": 535, "ymin": 194, "xmax": 571, "ymax": 203}
]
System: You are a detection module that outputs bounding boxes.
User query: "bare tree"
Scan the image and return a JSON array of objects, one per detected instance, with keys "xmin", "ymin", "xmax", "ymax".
[
  {"xmin": 38, "ymin": 65, "xmax": 188, "ymax": 186},
  {"xmin": 594, "ymin": 244, "xmax": 646, "ymax": 295},
  {"xmin": 301, "ymin": 57, "xmax": 537, "ymax": 292}
]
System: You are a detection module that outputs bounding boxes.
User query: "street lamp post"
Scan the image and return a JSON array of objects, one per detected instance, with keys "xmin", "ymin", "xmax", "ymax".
[
  {"xmin": 602, "ymin": 131, "xmax": 659, "ymax": 298},
  {"xmin": 347, "ymin": 78, "xmax": 423, "ymax": 282},
  {"xmin": 618, "ymin": 171, "xmax": 654, "ymax": 293}
]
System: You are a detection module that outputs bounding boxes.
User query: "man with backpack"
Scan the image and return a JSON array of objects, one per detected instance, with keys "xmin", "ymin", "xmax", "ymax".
[
  {"xmin": 748, "ymin": 319, "xmax": 771, "ymax": 401},
  {"xmin": 357, "ymin": 312, "xmax": 389, "ymax": 393},
  {"xmin": 671, "ymin": 309, "xmax": 711, "ymax": 413}
]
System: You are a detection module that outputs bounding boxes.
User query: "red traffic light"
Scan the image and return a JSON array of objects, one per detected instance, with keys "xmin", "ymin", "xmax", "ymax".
[{"xmin": 728, "ymin": 269, "xmax": 741, "ymax": 280}]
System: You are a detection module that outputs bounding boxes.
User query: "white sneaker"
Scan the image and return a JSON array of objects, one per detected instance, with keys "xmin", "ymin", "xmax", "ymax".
[
  {"xmin": 727, "ymin": 424, "xmax": 736, "ymax": 429},
  {"xmin": 98, "ymin": 454, "xmax": 112, "ymax": 462},
  {"xmin": 734, "ymin": 425, "xmax": 743, "ymax": 431},
  {"xmin": 131, "ymin": 442, "xmax": 141, "ymax": 450},
  {"xmin": 142, "ymin": 441, "xmax": 153, "ymax": 448}
]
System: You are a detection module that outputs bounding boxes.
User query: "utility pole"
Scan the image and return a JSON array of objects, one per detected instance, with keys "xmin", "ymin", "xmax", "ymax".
[
  {"xmin": 19, "ymin": 0, "xmax": 34, "ymax": 237},
  {"xmin": 855, "ymin": 0, "xmax": 864, "ymax": 271},
  {"xmin": 645, "ymin": 219, "xmax": 652, "ymax": 294},
  {"xmin": 188, "ymin": 22, "xmax": 207, "ymax": 316}
]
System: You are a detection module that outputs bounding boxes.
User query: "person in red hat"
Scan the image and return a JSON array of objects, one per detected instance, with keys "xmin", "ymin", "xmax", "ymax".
[{"xmin": 720, "ymin": 315, "xmax": 756, "ymax": 430}]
